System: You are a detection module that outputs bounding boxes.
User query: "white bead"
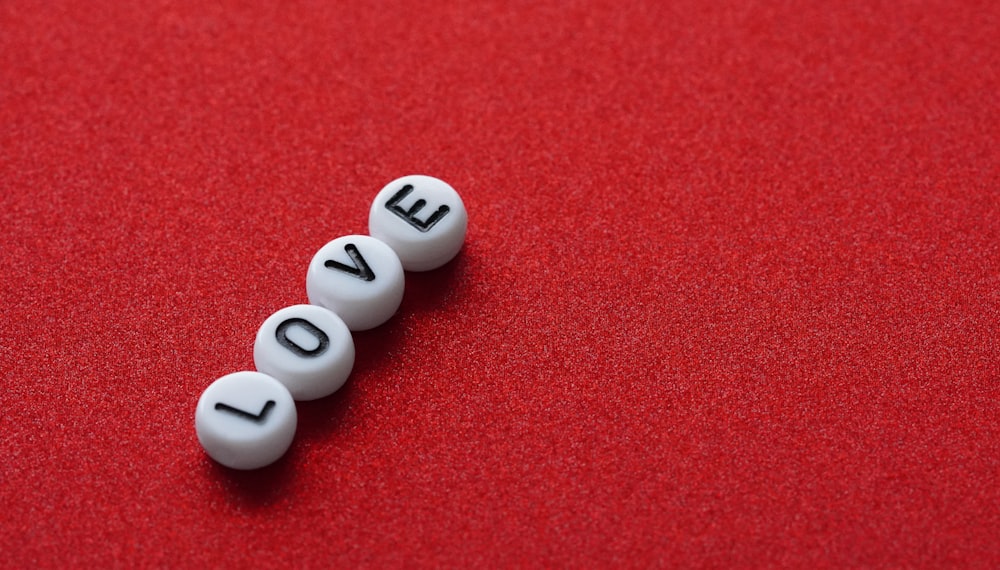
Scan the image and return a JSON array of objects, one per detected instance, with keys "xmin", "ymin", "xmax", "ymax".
[
  {"xmin": 253, "ymin": 304, "xmax": 355, "ymax": 401},
  {"xmin": 368, "ymin": 175, "xmax": 468, "ymax": 271},
  {"xmin": 306, "ymin": 234, "xmax": 405, "ymax": 331},
  {"xmin": 195, "ymin": 371, "xmax": 297, "ymax": 470}
]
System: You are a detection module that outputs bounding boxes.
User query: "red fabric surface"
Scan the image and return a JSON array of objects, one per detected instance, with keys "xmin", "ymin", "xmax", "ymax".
[{"xmin": 2, "ymin": 0, "xmax": 999, "ymax": 566}]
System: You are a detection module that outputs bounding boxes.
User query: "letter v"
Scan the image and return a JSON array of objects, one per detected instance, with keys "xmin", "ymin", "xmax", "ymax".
[{"xmin": 324, "ymin": 243, "xmax": 376, "ymax": 281}]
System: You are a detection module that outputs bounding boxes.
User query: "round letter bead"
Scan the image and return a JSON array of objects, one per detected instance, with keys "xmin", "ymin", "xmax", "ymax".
[
  {"xmin": 195, "ymin": 371, "xmax": 297, "ymax": 470},
  {"xmin": 368, "ymin": 175, "xmax": 468, "ymax": 271},
  {"xmin": 253, "ymin": 304, "xmax": 355, "ymax": 401},
  {"xmin": 306, "ymin": 234, "xmax": 405, "ymax": 331}
]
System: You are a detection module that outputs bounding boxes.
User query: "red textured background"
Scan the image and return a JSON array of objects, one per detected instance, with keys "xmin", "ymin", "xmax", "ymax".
[{"xmin": 2, "ymin": 0, "xmax": 999, "ymax": 566}]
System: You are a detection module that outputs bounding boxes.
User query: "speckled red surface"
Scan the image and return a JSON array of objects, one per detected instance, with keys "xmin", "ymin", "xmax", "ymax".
[{"xmin": 2, "ymin": 0, "xmax": 999, "ymax": 566}]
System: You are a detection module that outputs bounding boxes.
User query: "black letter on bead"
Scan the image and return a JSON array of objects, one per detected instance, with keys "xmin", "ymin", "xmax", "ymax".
[
  {"xmin": 215, "ymin": 400, "xmax": 276, "ymax": 424},
  {"xmin": 275, "ymin": 318, "xmax": 330, "ymax": 358},
  {"xmin": 324, "ymin": 243, "xmax": 375, "ymax": 281},
  {"xmin": 385, "ymin": 184, "xmax": 450, "ymax": 232}
]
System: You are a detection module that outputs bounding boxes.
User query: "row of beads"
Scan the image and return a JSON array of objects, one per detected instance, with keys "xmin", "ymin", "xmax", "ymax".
[{"xmin": 195, "ymin": 175, "xmax": 468, "ymax": 469}]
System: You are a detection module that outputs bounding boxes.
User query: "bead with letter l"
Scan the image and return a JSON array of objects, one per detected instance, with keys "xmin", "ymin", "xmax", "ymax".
[{"xmin": 195, "ymin": 371, "xmax": 297, "ymax": 470}]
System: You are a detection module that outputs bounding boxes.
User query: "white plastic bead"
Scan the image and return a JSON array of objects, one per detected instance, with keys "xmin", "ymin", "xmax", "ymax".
[
  {"xmin": 195, "ymin": 371, "xmax": 297, "ymax": 470},
  {"xmin": 306, "ymin": 234, "xmax": 405, "ymax": 331},
  {"xmin": 253, "ymin": 304, "xmax": 355, "ymax": 401},
  {"xmin": 368, "ymin": 175, "xmax": 468, "ymax": 271}
]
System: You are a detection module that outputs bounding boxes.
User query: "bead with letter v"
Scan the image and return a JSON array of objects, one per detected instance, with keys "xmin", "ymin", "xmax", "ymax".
[
  {"xmin": 324, "ymin": 243, "xmax": 376, "ymax": 281},
  {"xmin": 306, "ymin": 235, "xmax": 404, "ymax": 331}
]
